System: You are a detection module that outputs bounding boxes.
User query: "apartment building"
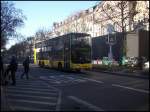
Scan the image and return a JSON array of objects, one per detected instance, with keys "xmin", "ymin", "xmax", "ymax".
[{"xmin": 51, "ymin": 1, "xmax": 149, "ymax": 38}]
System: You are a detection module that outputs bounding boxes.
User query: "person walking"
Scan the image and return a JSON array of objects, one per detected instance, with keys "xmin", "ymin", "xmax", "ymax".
[
  {"xmin": 0, "ymin": 56, "xmax": 4, "ymax": 85},
  {"xmin": 21, "ymin": 56, "xmax": 30, "ymax": 79},
  {"xmin": 9, "ymin": 56, "xmax": 18, "ymax": 85}
]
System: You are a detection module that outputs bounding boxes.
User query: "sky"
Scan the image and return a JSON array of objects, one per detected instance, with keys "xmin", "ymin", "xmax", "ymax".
[{"xmin": 6, "ymin": 1, "xmax": 99, "ymax": 49}]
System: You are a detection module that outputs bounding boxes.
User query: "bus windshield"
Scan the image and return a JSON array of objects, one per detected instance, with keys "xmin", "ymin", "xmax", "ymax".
[{"xmin": 71, "ymin": 36, "xmax": 91, "ymax": 64}]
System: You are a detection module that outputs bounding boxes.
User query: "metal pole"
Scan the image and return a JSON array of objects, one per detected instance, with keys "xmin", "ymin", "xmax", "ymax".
[
  {"xmin": 108, "ymin": 33, "xmax": 109, "ymax": 43},
  {"xmin": 93, "ymin": 9, "xmax": 94, "ymax": 37},
  {"xmin": 108, "ymin": 33, "xmax": 113, "ymax": 61},
  {"xmin": 109, "ymin": 44, "xmax": 112, "ymax": 60}
]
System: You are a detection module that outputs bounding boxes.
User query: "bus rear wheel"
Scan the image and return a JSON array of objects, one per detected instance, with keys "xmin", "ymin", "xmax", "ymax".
[
  {"xmin": 58, "ymin": 63, "xmax": 62, "ymax": 71},
  {"xmin": 39, "ymin": 61, "xmax": 42, "ymax": 66}
]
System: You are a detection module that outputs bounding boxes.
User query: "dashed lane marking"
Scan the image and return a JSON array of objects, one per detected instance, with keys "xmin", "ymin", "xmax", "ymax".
[
  {"xmin": 112, "ymin": 84, "xmax": 149, "ymax": 94},
  {"xmin": 68, "ymin": 96, "xmax": 104, "ymax": 111},
  {"xmin": 83, "ymin": 78, "xmax": 104, "ymax": 84}
]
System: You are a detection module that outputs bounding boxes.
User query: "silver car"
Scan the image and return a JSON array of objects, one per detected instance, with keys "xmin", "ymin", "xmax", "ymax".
[{"xmin": 143, "ymin": 61, "xmax": 149, "ymax": 72}]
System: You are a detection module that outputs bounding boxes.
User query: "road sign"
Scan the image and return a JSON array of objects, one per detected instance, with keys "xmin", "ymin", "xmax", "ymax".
[{"xmin": 107, "ymin": 24, "xmax": 115, "ymax": 34}]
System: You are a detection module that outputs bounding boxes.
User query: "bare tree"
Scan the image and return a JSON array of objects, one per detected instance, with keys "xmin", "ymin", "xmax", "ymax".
[
  {"xmin": 101, "ymin": 1, "xmax": 138, "ymax": 56},
  {"xmin": 64, "ymin": 11, "xmax": 81, "ymax": 33},
  {"xmin": 7, "ymin": 39, "xmax": 28, "ymax": 60},
  {"xmin": 102, "ymin": 1, "xmax": 138, "ymax": 32},
  {"xmin": 1, "ymin": 1, "xmax": 26, "ymax": 48},
  {"xmin": 80, "ymin": 17, "xmax": 89, "ymax": 33},
  {"xmin": 35, "ymin": 28, "xmax": 49, "ymax": 41},
  {"xmin": 35, "ymin": 28, "xmax": 49, "ymax": 59}
]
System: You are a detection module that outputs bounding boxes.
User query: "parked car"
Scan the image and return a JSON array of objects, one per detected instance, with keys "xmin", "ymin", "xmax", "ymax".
[
  {"xmin": 125, "ymin": 57, "xmax": 139, "ymax": 67},
  {"xmin": 92, "ymin": 59, "xmax": 102, "ymax": 65},
  {"xmin": 102, "ymin": 57, "xmax": 111, "ymax": 65},
  {"xmin": 102, "ymin": 57, "xmax": 118, "ymax": 66},
  {"xmin": 124, "ymin": 57, "xmax": 129, "ymax": 65},
  {"xmin": 143, "ymin": 61, "xmax": 149, "ymax": 72}
]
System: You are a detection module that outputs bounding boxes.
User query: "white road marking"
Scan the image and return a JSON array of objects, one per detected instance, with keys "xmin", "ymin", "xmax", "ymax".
[
  {"xmin": 40, "ymin": 77, "xmax": 57, "ymax": 82},
  {"xmin": 7, "ymin": 93, "xmax": 58, "ymax": 100},
  {"xmin": 7, "ymin": 86, "xmax": 58, "ymax": 92},
  {"xmin": 16, "ymin": 79, "xmax": 42, "ymax": 82},
  {"xmin": 12, "ymin": 106, "xmax": 50, "ymax": 111},
  {"xmin": 83, "ymin": 78, "xmax": 104, "ymax": 84},
  {"xmin": 8, "ymin": 99, "xmax": 56, "ymax": 105},
  {"xmin": 39, "ymin": 79, "xmax": 62, "ymax": 111},
  {"xmin": 49, "ymin": 76, "xmax": 55, "ymax": 78},
  {"xmin": 43, "ymin": 76, "xmax": 63, "ymax": 83},
  {"xmin": 75, "ymin": 79, "xmax": 86, "ymax": 82},
  {"xmin": 16, "ymin": 80, "xmax": 42, "ymax": 83},
  {"xmin": 14, "ymin": 82, "xmax": 39, "ymax": 85},
  {"xmin": 67, "ymin": 77, "xmax": 76, "ymax": 80},
  {"xmin": 54, "ymin": 81, "xmax": 61, "ymax": 84},
  {"xmin": 112, "ymin": 84, "xmax": 149, "ymax": 94},
  {"xmin": 6, "ymin": 89, "xmax": 58, "ymax": 96},
  {"xmin": 56, "ymin": 91, "xmax": 62, "ymax": 111},
  {"xmin": 68, "ymin": 96, "xmax": 104, "ymax": 111},
  {"xmin": 11, "ymin": 84, "xmax": 48, "ymax": 88},
  {"xmin": 42, "ymin": 76, "xmax": 78, "ymax": 84},
  {"xmin": 39, "ymin": 77, "xmax": 61, "ymax": 91},
  {"xmin": 59, "ymin": 75, "xmax": 65, "ymax": 77},
  {"xmin": 43, "ymin": 76, "xmax": 88, "ymax": 84}
]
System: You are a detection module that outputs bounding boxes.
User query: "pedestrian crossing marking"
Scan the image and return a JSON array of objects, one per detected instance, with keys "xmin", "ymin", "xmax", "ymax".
[
  {"xmin": 7, "ymin": 86, "xmax": 58, "ymax": 92},
  {"xmin": 6, "ymin": 89, "xmax": 58, "ymax": 96},
  {"xmin": 8, "ymin": 99, "xmax": 57, "ymax": 105},
  {"xmin": 7, "ymin": 93, "xmax": 58, "ymax": 100},
  {"xmin": 9, "ymin": 84, "xmax": 51, "ymax": 89},
  {"xmin": 40, "ymin": 75, "xmax": 88, "ymax": 85},
  {"xmin": 5, "ymin": 77, "xmax": 60, "ymax": 111},
  {"xmin": 12, "ymin": 106, "xmax": 50, "ymax": 111}
]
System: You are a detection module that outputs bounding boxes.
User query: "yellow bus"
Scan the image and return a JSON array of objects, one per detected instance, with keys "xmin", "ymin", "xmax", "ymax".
[{"xmin": 34, "ymin": 33, "xmax": 92, "ymax": 71}]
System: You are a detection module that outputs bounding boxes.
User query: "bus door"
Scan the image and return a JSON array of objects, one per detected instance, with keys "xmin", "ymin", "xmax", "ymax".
[{"xmin": 64, "ymin": 35, "xmax": 71, "ymax": 70}]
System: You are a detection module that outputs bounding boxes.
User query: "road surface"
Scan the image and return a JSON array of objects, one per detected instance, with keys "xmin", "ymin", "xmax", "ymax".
[{"xmin": 2, "ymin": 64, "xmax": 149, "ymax": 111}]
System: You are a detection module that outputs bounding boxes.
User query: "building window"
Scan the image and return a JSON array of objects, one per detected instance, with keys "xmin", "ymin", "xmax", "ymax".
[
  {"xmin": 99, "ymin": 27, "xmax": 101, "ymax": 35},
  {"xmin": 101, "ymin": 28, "xmax": 104, "ymax": 35}
]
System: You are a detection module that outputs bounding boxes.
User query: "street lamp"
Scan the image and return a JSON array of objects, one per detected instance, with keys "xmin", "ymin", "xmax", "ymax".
[{"xmin": 106, "ymin": 24, "xmax": 116, "ymax": 61}]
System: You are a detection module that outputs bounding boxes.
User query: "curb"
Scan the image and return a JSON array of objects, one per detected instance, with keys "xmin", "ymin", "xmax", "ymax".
[
  {"xmin": 101, "ymin": 71, "xmax": 149, "ymax": 79},
  {"xmin": 84, "ymin": 69, "xmax": 149, "ymax": 80}
]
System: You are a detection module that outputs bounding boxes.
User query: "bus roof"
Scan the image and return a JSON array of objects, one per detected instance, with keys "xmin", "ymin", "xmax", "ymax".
[
  {"xmin": 35, "ymin": 33, "xmax": 90, "ymax": 44},
  {"xmin": 56, "ymin": 32, "xmax": 90, "ymax": 38}
]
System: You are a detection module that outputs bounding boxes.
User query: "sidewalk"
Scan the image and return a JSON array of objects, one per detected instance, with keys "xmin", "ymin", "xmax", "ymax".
[
  {"xmin": 85, "ymin": 68, "xmax": 149, "ymax": 79},
  {"xmin": 1, "ymin": 86, "xmax": 12, "ymax": 111}
]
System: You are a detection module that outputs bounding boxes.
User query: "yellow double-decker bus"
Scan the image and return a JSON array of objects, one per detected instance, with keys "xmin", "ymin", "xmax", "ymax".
[{"xmin": 34, "ymin": 33, "xmax": 92, "ymax": 71}]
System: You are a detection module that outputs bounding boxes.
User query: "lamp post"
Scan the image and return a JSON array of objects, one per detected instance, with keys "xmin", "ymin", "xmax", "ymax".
[{"xmin": 106, "ymin": 24, "xmax": 116, "ymax": 61}]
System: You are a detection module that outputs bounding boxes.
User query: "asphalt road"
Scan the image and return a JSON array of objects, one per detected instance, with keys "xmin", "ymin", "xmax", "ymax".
[{"xmin": 3, "ymin": 64, "xmax": 149, "ymax": 111}]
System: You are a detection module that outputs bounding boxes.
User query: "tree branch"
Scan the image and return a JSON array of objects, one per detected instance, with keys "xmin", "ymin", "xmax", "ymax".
[{"xmin": 102, "ymin": 4, "xmax": 122, "ymax": 28}]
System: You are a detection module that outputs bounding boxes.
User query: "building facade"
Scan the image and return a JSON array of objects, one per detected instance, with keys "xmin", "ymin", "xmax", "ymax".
[
  {"xmin": 32, "ymin": 1, "xmax": 149, "ymax": 62},
  {"xmin": 51, "ymin": 1, "xmax": 149, "ymax": 38}
]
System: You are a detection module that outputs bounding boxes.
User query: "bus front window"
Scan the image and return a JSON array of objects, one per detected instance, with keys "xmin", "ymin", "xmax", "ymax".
[{"xmin": 71, "ymin": 36, "xmax": 91, "ymax": 64}]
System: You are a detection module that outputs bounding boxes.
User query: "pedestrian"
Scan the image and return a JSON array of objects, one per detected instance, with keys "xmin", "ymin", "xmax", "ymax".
[
  {"xmin": 4, "ymin": 64, "xmax": 12, "ymax": 85},
  {"xmin": 9, "ymin": 56, "xmax": 18, "ymax": 85},
  {"xmin": 21, "ymin": 56, "xmax": 30, "ymax": 79},
  {"xmin": 0, "ymin": 56, "xmax": 4, "ymax": 85}
]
